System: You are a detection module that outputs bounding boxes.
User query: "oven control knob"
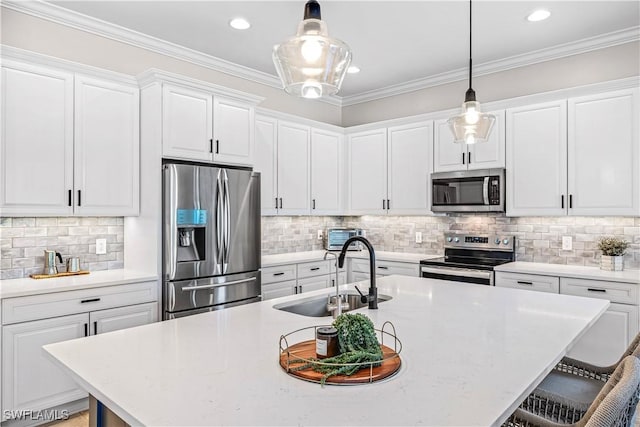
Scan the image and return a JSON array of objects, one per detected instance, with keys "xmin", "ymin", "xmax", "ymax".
[
  {"xmin": 503, "ymin": 238, "xmax": 510, "ymax": 245},
  {"xmin": 495, "ymin": 238, "xmax": 501, "ymax": 245},
  {"xmin": 453, "ymin": 237, "xmax": 460, "ymax": 243},
  {"xmin": 447, "ymin": 237, "xmax": 453, "ymax": 243}
]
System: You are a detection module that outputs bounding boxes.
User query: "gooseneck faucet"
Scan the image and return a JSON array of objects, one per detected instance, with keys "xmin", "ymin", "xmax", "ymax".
[{"xmin": 338, "ymin": 236, "xmax": 378, "ymax": 310}]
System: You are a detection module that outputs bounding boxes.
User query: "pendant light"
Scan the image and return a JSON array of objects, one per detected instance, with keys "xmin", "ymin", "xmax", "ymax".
[
  {"xmin": 448, "ymin": 0, "xmax": 495, "ymax": 144},
  {"xmin": 272, "ymin": 0, "xmax": 352, "ymax": 99}
]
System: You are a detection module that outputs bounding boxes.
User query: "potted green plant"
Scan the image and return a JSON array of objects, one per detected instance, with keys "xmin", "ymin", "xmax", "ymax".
[{"xmin": 597, "ymin": 237, "xmax": 630, "ymax": 271}]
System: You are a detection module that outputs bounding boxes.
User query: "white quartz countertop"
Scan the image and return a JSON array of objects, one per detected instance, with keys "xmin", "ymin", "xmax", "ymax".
[
  {"xmin": 495, "ymin": 261, "xmax": 640, "ymax": 284},
  {"xmin": 262, "ymin": 250, "xmax": 439, "ymax": 267},
  {"xmin": 44, "ymin": 276, "xmax": 607, "ymax": 426},
  {"xmin": 0, "ymin": 269, "xmax": 158, "ymax": 299}
]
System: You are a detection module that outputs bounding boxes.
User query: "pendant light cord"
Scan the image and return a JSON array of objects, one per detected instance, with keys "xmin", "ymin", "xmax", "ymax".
[{"xmin": 468, "ymin": 0, "xmax": 472, "ymax": 91}]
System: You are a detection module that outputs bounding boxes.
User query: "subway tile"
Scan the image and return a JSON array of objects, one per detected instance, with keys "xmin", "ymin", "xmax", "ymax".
[
  {"xmin": 23, "ymin": 227, "xmax": 47, "ymax": 237},
  {"xmin": 0, "ymin": 228, "xmax": 24, "ymax": 238},
  {"xmin": 35, "ymin": 218, "xmax": 58, "ymax": 227},
  {"xmin": 0, "ymin": 269, "xmax": 24, "ymax": 279},
  {"xmin": 12, "ymin": 257, "xmax": 36, "ymax": 268},
  {"xmin": 57, "ymin": 217, "xmax": 81, "ymax": 226},
  {"xmin": 0, "ymin": 217, "xmax": 12, "ymax": 227},
  {"xmin": 11, "ymin": 238, "xmax": 35, "ymax": 248},
  {"xmin": 12, "ymin": 218, "xmax": 35, "ymax": 227}
]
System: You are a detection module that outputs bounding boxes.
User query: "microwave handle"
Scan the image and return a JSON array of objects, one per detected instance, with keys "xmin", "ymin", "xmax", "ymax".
[{"xmin": 483, "ymin": 177, "xmax": 490, "ymax": 205}]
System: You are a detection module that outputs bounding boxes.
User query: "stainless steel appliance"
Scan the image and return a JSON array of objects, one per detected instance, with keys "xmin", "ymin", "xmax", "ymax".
[
  {"xmin": 163, "ymin": 163, "xmax": 261, "ymax": 319},
  {"xmin": 420, "ymin": 233, "xmax": 515, "ymax": 286},
  {"xmin": 325, "ymin": 228, "xmax": 364, "ymax": 251},
  {"xmin": 43, "ymin": 250, "xmax": 63, "ymax": 275},
  {"xmin": 431, "ymin": 168, "xmax": 505, "ymax": 213}
]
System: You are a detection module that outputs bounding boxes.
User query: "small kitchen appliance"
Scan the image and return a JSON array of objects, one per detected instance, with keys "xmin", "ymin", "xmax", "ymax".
[
  {"xmin": 66, "ymin": 257, "xmax": 81, "ymax": 273},
  {"xmin": 431, "ymin": 168, "xmax": 505, "ymax": 213},
  {"xmin": 43, "ymin": 250, "xmax": 63, "ymax": 275},
  {"xmin": 325, "ymin": 228, "xmax": 364, "ymax": 251},
  {"xmin": 420, "ymin": 233, "xmax": 515, "ymax": 286}
]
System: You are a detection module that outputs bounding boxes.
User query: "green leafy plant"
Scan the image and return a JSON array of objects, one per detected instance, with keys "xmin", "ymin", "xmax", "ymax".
[
  {"xmin": 597, "ymin": 236, "xmax": 630, "ymax": 256},
  {"xmin": 291, "ymin": 313, "xmax": 383, "ymax": 385}
]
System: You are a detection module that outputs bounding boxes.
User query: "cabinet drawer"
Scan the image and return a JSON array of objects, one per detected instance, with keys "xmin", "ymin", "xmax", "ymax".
[
  {"xmin": 2, "ymin": 281, "xmax": 158, "ymax": 325},
  {"xmin": 262, "ymin": 264, "xmax": 296, "ymax": 284},
  {"xmin": 297, "ymin": 260, "xmax": 331, "ymax": 279},
  {"xmin": 352, "ymin": 258, "xmax": 419, "ymax": 277},
  {"xmin": 262, "ymin": 279, "xmax": 296, "ymax": 300},
  {"xmin": 495, "ymin": 272, "xmax": 560, "ymax": 293},
  {"xmin": 560, "ymin": 278, "xmax": 638, "ymax": 305}
]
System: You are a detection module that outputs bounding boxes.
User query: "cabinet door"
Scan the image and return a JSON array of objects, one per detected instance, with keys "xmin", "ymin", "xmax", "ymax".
[
  {"xmin": 568, "ymin": 89, "xmax": 639, "ymax": 216},
  {"xmin": 74, "ymin": 76, "xmax": 140, "ymax": 216},
  {"xmin": 90, "ymin": 302, "xmax": 158, "ymax": 335},
  {"xmin": 277, "ymin": 121, "xmax": 310, "ymax": 215},
  {"xmin": 347, "ymin": 129, "xmax": 388, "ymax": 214},
  {"xmin": 213, "ymin": 97, "xmax": 254, "ymax": 166},
  {"xmin": 311, "ymin": 129, "xmax": 342, "ymax": 215},
  {"xmin": 0, "ymin": 62, "xmax": 74, "ymax": 216},
  {"xmin": 262, "ymin": 280, "xmax": 296, "ymax": 300},
  {"xmin": 566, "ymin": 303, "xmax": 639, "ymax": 366},
  {"xmin": 162, "ymin": 84, "xmax": 212, "ymax": 162},
  {"xmin": 506, "ymin": 101, "xmax": 567, "ymax": 216},
  {"xmin": 1, "ymin": 314, "xmax": 89, "ymax": 420},
  {"xmin": 387, "ymin": 122, "xmax": 432, "ymax": 215},
  {"xmin": 433, "ymin": 118, "xmax": 465, "ymax": 172},
  {"xmin": 298, "ymin": 276, "xmax": 330, "ymax": 294},
  {"xmin": 254, "ymin": 115, "xmax": 278, "ymax": 215},
  {"xmin": 468, "ymin": 110, "xmax": 505, "ymax": 170}
]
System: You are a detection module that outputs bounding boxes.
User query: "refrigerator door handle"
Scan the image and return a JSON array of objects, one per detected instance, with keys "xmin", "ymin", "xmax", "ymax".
[
  {"xmin": 223, "ymin": 169, "xmax": 231, "ymax": 273},
  {"xmin": 215, "ymin": 170, "xmax": 224, "ymax": 272}
]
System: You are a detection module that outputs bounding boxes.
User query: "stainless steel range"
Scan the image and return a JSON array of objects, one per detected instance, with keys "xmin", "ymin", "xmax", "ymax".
[{"xmin": 420, "ymin": 233, "xmax": 515, "ymax": 286}]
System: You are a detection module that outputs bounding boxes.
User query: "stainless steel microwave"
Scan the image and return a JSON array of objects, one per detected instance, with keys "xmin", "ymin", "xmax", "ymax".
[
  {"xmin": 325, "ymin": 228, "xmax": 364, "ymax": 251},
  {"xmin": 431, "ymin": 168, "xmax": 505, "ymax": 213}
]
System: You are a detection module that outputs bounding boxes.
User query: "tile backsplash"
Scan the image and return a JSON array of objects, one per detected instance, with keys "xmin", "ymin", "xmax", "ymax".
[
  {"xmin": 263, "ymin": 215, "xmax": 640, "ymax": 270},
  {"xmin": 0, "ymin": 217, "xmax": 124, "ymax": 279}
]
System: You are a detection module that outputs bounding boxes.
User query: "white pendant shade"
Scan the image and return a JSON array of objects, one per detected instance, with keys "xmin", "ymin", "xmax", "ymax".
[
  {"xmin": 448, "ymin": 100, "xmax": 496, "ymax": 144},
  {"xmin": 273, "ymin": 2, "xmax": 352, "ymax": 99}
]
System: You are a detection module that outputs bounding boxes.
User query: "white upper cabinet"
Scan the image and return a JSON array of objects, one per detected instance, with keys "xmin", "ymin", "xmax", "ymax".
[
  {"xmin": 161, "ymin": 83, "xmax": 256, "ymax": 166},
  {"xmin": 162, "ymin": 84, "xmax": 213, "ymax": 162},
  {"xmin": 433, "ymin": 110, "xmax": 505, "ymax": 172},
  {"xmin": 567, "ymin": 89, "xmax": 639, "ymax": 216},
  {"xmin": 0, "ymin": 62, "xmax": 74, "ymax": 216},
  {"xmin": 387, "ymin": 122, "xmax": 433, "ymax": 215},
  {"xmin": 74, "ymin": 76, "xmax": 140, "ymax": 216},
  {"xmin": 0, "ymin": 61, "xmax": 140, "ymax": 217},
  {"xmin": 213, "ymin": 97, "xmax": 254, "ymax": 166},
  {"xmin": 347, "ymin": 129, "xmax": 388, "ymax": 215},
  {"xmin": 506, "ymin": 101, "xmax": 568, "ymax": 216},
  {"xmin": 311, "ymin": 129, "xmax": 342, "ymax": 215},
  {"xmin": 254, "ymin": 115, "xmax": 278, "ymax": 215},
  {"xmin": 277, "ymin": 121, "xmax": 310, "ymax": 215}
]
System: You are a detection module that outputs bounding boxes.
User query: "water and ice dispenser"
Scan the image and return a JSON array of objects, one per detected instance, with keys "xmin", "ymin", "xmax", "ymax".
[{"xmin": 176, "ymin": 209, "xmax": 207, "ymax": 262}]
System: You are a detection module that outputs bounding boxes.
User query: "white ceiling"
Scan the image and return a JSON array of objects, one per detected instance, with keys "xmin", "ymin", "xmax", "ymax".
[{"xmin": 49, "ymin": 1, "xmax": 640, "ymax": 98}]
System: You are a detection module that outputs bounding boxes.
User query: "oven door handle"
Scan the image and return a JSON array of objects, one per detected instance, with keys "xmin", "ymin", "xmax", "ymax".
[
  {"xmin": 181, "ymin": 277, "xmax": 257, "ymax": 291},
  {"xmin": 483, "ymin": 177, "xmax": 490, "ymax": 205},
  {"xmin": 421, "ymin": 266, "xmax": 493, "ymax": 280}
]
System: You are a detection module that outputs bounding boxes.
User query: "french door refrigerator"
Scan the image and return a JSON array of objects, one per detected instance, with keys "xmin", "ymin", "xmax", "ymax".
[{"xmin": 163, "ymin": 163, "xmax": 261, "ymax": 319}]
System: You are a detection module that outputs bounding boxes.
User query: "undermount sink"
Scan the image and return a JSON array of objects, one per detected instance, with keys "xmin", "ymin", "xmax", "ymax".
[{"xmin": 273, "ymin": 292, "xmax": 392, "ymax": 317}]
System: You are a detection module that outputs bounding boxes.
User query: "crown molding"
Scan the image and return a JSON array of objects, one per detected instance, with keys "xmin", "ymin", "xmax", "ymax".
[
  {"xmin": 255, "ymin": 107, "xmax": 345, "ymax": 133},
  {"xmin": 341, "ymin": 26, "xmax": 640, "ymax": 107},
  {"xmin": 0, "ymin": 44, "xmax": 138, "ymax": 85},
  {"xmin": 1, "ymin": 0, "xmax": 342, "ymax": 107}
]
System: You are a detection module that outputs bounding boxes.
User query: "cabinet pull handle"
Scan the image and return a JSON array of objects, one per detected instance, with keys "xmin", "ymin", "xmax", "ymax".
[
  {"xmin": 275, "ymin": 197, "xmax": 278, "ymax": 209},
  {"xmin": 81, "ymin": 298, "xmax": 101, "ymax": 303},
  {"xmin": 517, "ymin": 281, "xmax": 533, "ymax": 286},
  {"xmin": 310, "ymin": 267, "xmax": 320, "ymax": 271},
  {"xmin": 462, "ymin": 153, "xmax": 465, "ymax": 165},
  {"xmin": 209, "ymin": 139, "xmax": 213, "ymax": 153},
  {"xmin": 84, "ymin": 323, "xmax": 88, "ymax": 337},
  {"xmin": 68, "ymin": 190, "xmax": 72, "ymax": 207},
  {"xmin": 569, "ymin": 194, "xmax": 573, "ymax": 209},
  {"xmin": 561, "ymin": 195, "xmax": 565, "ymax": 209},
  {"xmin": 331, "ymin": 279, "xmax": 335, "ymax": 286},
  {"xmin": 312, "ymin": 199, "xmax": 316, "ymax": 209},
  {"xmin": 77, "ymin": 190, "xmax": 81, "ymax": 206},
  {"xmin": 273, "ymin": 272, "xmax": 285, "ymax": 276},
  {"xmin": 279, "ymin": 198, "xmax": 283, "ymax": 209},
  {"xmin": 387, "ymin": 199, "xmax": 390, "ymax": 210},
  {"xmin": 382, "ymin": 199, "xmax": 386, "ymax": 209},
  {"xmin": 378, "ymin": 266, "xmax": 389, "ymax": 270},
  {"xmin": 587, "ymin": 288, "xmax": 606, "ymax": 293},
  {"xmin": 215, "ymin": 140, "xmax": 220, "ymax": 154},
  {"xmin": 93, "ymin": 321, "xmax": 98, "ymax": 335},
  {"xmin": 468, "ymin": 152, "xmax": 471, "ymax": 164}
]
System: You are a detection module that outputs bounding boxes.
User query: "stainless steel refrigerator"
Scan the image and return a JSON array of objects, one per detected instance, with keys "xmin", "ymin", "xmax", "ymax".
[{"xmin": 163, "ymin": 163, "xmax": 261, "ymax": 319}]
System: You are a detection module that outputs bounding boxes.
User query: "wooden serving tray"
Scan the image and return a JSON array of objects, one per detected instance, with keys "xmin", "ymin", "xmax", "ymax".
[
  {"xmin": 280, "ymin": 340, "xmax": 401, "ymax": 385},
  {"xmin": 30, "ymin": 271, "xmax": 90, "ymax": 279}
]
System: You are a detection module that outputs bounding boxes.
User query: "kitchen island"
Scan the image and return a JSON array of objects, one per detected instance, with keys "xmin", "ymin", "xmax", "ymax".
[{"xmin": 43, "ymin": 276, "xmax": 608, "ymax": 426}]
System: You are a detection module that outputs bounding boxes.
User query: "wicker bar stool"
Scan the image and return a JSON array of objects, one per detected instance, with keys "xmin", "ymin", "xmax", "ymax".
[
  {"xmin": 516, "ymin": 332, "xmax": 640, "ymax": 423},
  {"xmin": 503, "ymin": 356, "xmax": 640, "ymax": 427}
]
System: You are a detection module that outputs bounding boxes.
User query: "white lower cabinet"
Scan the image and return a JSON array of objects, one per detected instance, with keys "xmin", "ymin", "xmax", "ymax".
[
  {"xmin": 348, "ymin": 258, "xmax": 419, "ymax": 283},
  {"xmin": 495, "ymin": 272, "xmax": 560, "ymax": 293},
  {"xmin": 297, "ymin": 276, "xmax": 331, "ymax": 294},
  {"xmin": 262, "ymin": 280, "xmax": 296, "ymax": 300},
  {"xmin": 261, "ymin": 260, "xmax": 347, "ymax": 301},
  {"xmin": 1, "ymin": 282, "xmax": 158, "ymax": 421}
]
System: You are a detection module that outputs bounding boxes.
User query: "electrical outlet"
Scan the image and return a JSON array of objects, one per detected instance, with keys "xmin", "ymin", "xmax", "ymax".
[
  {"xmin": 96, "ymin": 238, "xmax": 107, "ymax": 255},
  {"xmin": 361, "ymin": 230, "xmax": 366, "ymax": 237},
  {"xmin": 415, "ymin": 232, "xmax": 423, "ymax": 243},
  {"xmin": 317, "ymin": 230, "xmax": 323, "ymax": 240},
  {"xmin": 562, "ymin": 236, "xmax": 572, "ymax": 251}
]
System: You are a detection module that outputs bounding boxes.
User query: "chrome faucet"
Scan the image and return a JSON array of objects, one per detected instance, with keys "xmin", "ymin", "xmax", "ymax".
[
  {"xmin": 338, "ymin": 236, "xmax": 378, "ymax": 310},
  {"xmin": 324, "ymin": 251, "xmax": 349, "ymax": 318}
]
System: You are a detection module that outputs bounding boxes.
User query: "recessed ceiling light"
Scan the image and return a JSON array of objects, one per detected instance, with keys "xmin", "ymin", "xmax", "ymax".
[
  {"xmin": 347, "ymin": 65, "xmax": 361, "ymax": 74},
  {"xmin": 527, "ymin": 9, "xmax": 551, "ymax": 22},
  {"xmin": 229, "ymin": 17, "xmax": 251, "ymax": 30}
]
